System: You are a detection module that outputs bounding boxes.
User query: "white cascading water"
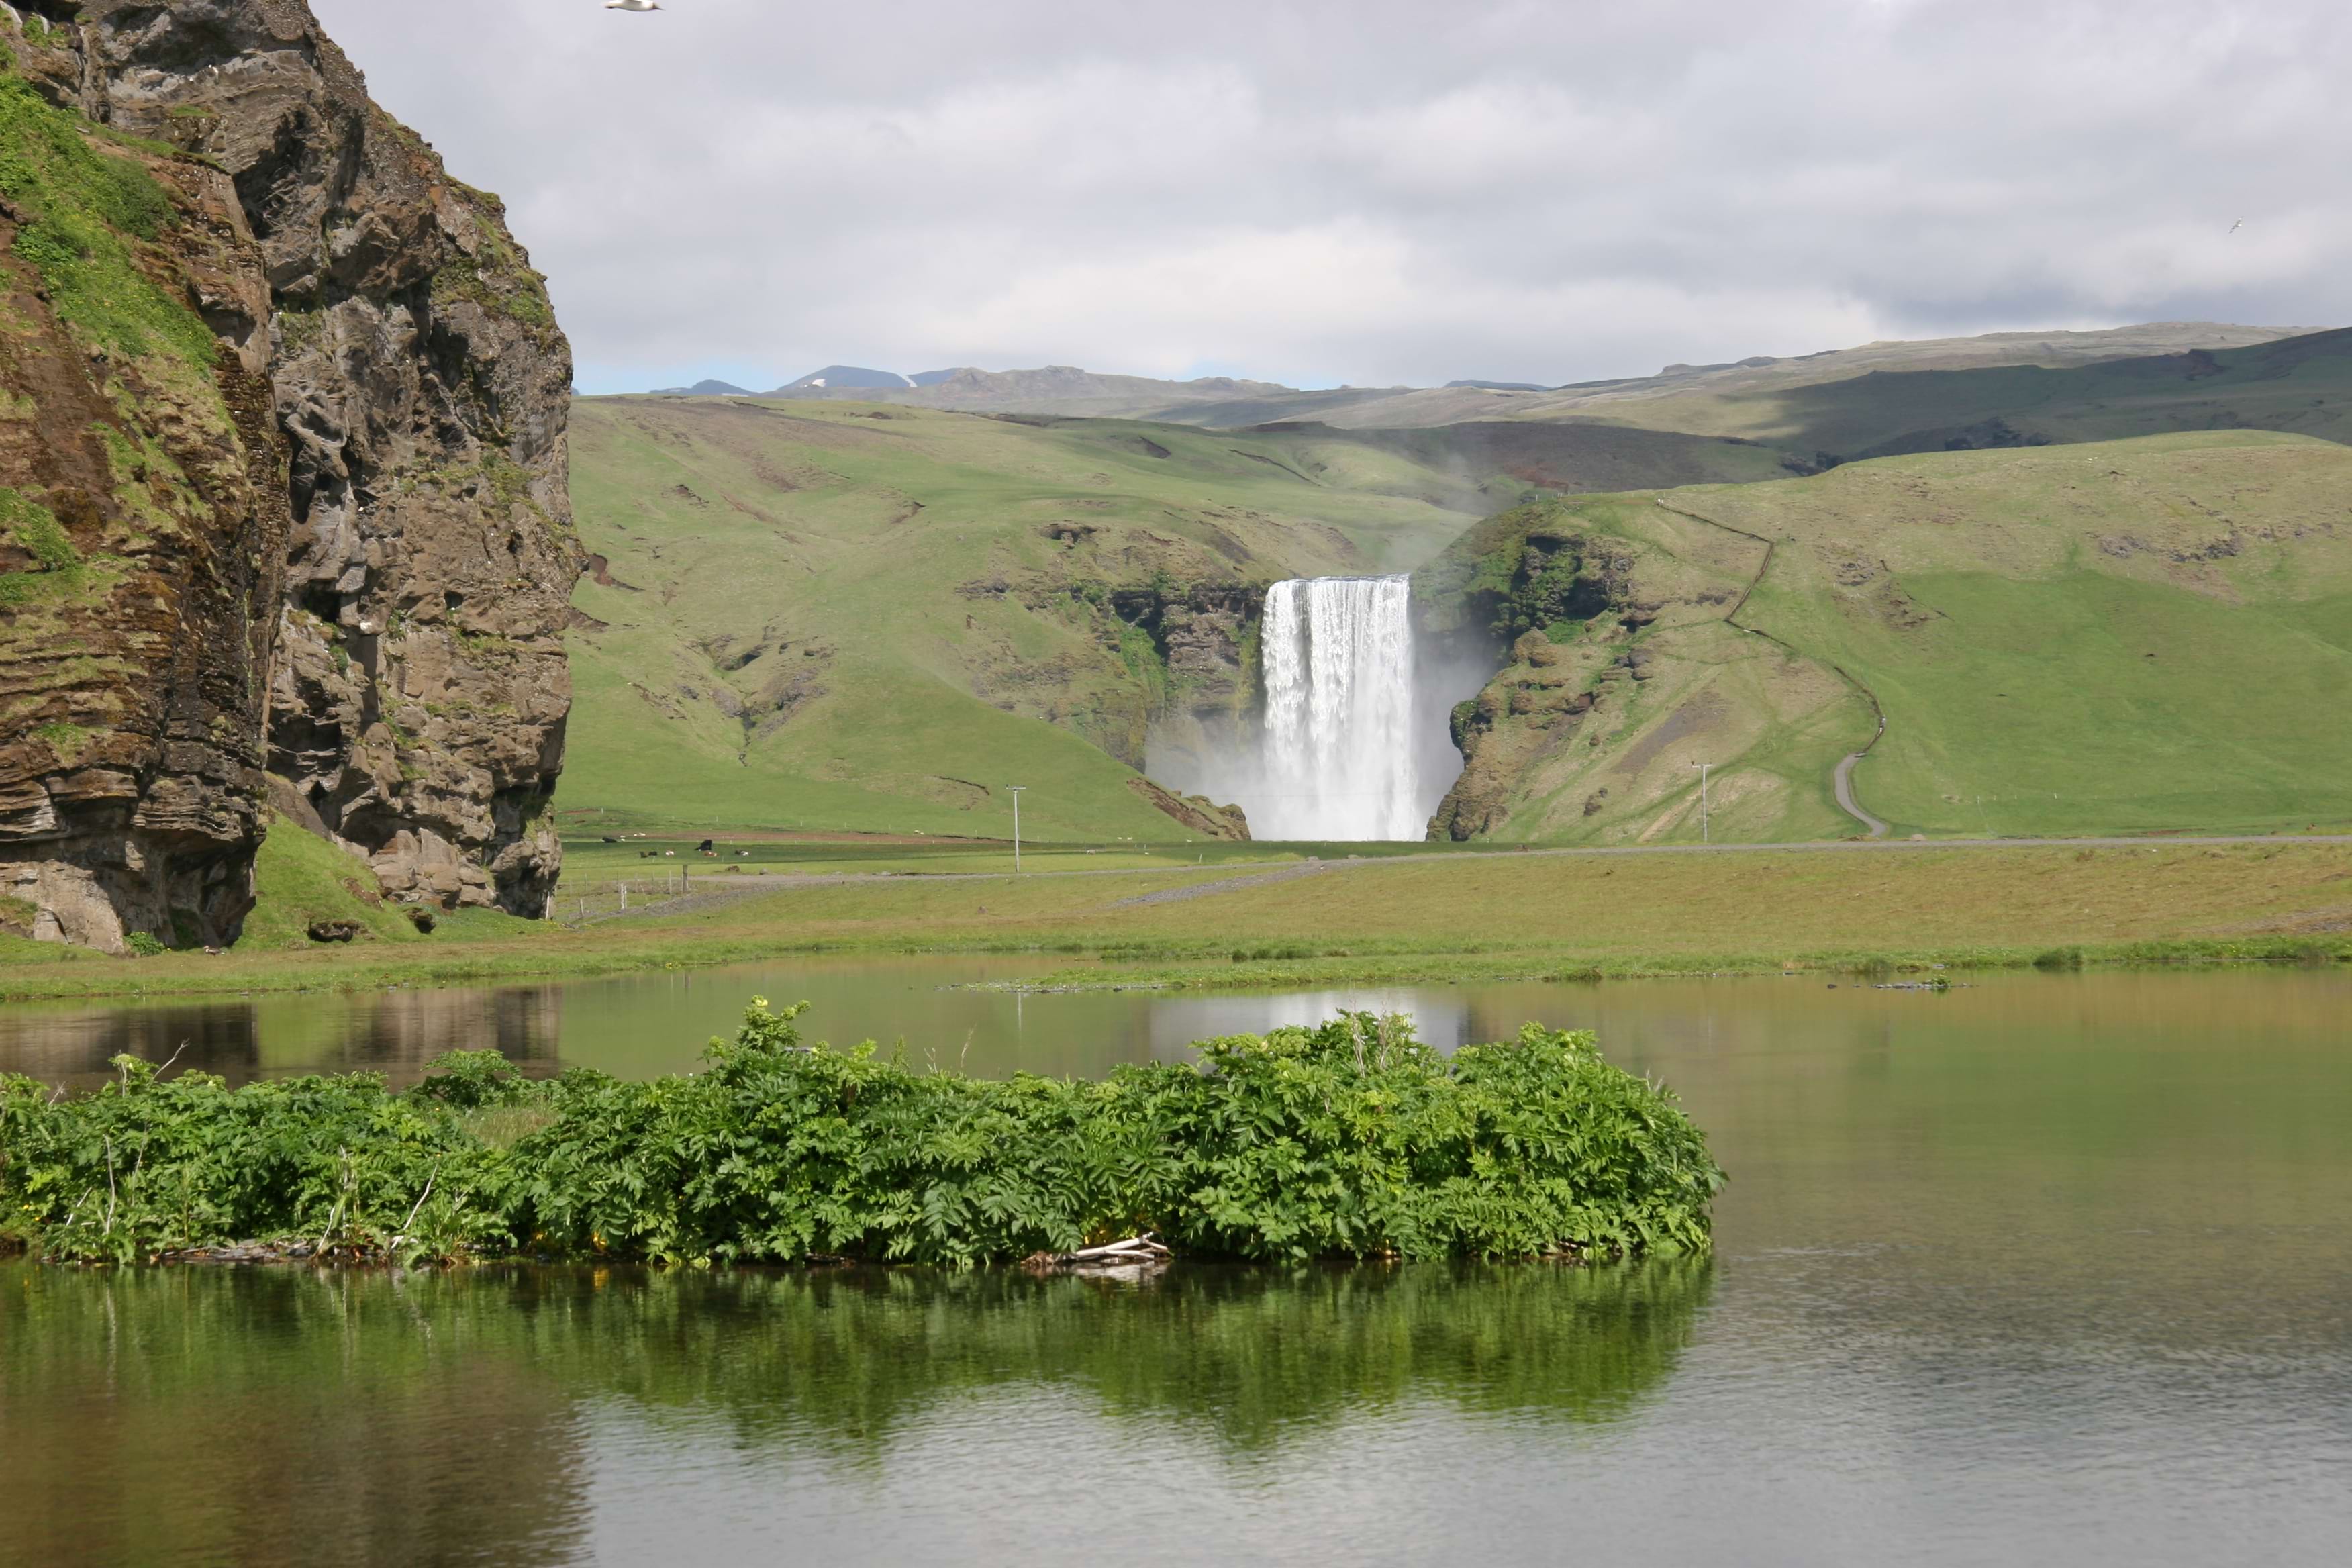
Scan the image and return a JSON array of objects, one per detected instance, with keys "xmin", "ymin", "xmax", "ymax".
[{"xmin": 1254, "ymin": 575, "xmax": 1422, "ymax": 840}]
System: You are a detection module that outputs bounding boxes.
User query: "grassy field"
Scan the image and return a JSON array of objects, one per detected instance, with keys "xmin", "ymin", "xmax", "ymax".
[
  {"xmin": 1424, "ymin": 431, "xmax": 2352, "ymax": 844},
  {"xmin": 3, "ymin": 835, "xmax": 2345, "ymax": 1003},
  {"xmin": 1711, "ymin": 432, "xmax": 2352, "ymax": 836}
]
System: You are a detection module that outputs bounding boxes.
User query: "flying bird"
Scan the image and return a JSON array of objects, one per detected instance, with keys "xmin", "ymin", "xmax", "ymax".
[
  {"xmin": 2228, "ymin": 218, "xmax": 2243, "ymax": 234},
  {"xmin": 605, "ymin": 1, "xmax": 664, "ymax": 11}
]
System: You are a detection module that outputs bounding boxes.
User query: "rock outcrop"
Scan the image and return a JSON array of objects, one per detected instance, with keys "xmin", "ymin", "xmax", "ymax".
[
  {"xmin": 0, "ymin": 2, "xmax": 579, "ymax": 949},
  {"xmin": 1125, "ymin": 777, "xmax": 1251, "ymax": 842}
]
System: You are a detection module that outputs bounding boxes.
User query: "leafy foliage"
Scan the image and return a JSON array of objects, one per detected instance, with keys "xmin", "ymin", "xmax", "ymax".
[
  {"xmin": 0, "ymin": 1058, "xmax": 507, "ymax": 1267},
  {"xmin": 1, "ymin": 1004, "xmax": 1724, "ymax": 1268}
]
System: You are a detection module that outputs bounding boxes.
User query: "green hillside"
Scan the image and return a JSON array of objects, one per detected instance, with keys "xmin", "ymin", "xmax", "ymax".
[
  {"xmin": 1420, "ymin": 431, "xmax": 2352, "ymax": 842},
  {"xmin": 562, "ymin": 400, "xmax": 1528, "ymax": 838},
  {"xmin": 560, "ymin": 342, "xmax": 2352, "ymax": 846}
]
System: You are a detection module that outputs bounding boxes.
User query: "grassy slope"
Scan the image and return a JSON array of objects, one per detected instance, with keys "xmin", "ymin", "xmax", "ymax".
[
  {"xmin": 240, "ymin": 816, "xmax": 425, "ymax": 949},
  {"xmin": 1, "ymin": 838, "xmax": 2345, "ymax": 1002},
  {"xmin": 1424, "ymin": 432, "xmax": 2352, "ymax": 842},
  {"xmin": 562, "ymin": 336, "xmax": 2352, "ymax": 848},
  {"xmin": 1721, "ymin": 431, "xmax": 2352, "ymax": 836},
  {"xmin": 563, "ymin": 398, "xmax": 1516, "ymax": 840}
]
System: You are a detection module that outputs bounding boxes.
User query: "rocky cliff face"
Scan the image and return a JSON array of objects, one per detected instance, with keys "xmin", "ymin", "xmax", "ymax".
[
  {"xmin": 1415, "ymin": 505, "xmax": 1659, "ymax": 842},
  {"xmin": 0, "ymin": 1, "xmax": 579, "ymax": 950}
]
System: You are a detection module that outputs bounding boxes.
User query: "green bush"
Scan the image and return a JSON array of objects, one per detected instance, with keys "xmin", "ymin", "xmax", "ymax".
[
  {"xmin": 0, "ymin": 1057, "xmax": 505, "ymax": 1266},
  {"xmin": 123, "ymin": 932, "xmax": 165, "ymax": 958},
  {"xmin": 0, "ymin": 1003, "xmax": 1725, "ymax": 1269}
]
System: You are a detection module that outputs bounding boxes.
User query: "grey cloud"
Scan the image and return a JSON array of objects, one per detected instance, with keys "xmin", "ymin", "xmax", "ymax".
[{"xmin": 311, "ymin": 0, "xmax": 2352, "ymax": 393}]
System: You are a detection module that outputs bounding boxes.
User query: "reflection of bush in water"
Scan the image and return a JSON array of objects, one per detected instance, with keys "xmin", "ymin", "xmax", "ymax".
[
  {"xmin": 3, "ymin": 1260, "xmax": 1712, "ymax": 1461},
  {"xmin": 623, "ymin": 1261, "xmax": 1718, "ymax": 1451}
]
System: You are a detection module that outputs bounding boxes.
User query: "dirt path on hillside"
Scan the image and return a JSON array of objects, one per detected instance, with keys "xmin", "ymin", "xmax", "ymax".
[{"xmin": 1834, "ymin": 753, "xmax": 1892, "ymax": 838}]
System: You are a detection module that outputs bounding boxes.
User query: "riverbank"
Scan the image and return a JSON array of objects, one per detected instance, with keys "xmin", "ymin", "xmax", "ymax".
[{"xmin": 2, "ymin": 837, "xmax": 2345, "ymax": 1003}]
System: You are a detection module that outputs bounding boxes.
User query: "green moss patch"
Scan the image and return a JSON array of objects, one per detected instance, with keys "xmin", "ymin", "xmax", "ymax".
[
  {"xmin": 30, "ymin": 721, "xmax": 91, "ymax": 766},
  {"xmin": 0, "ymin": 75, "xmax": 215, "ymax": 368},
  {"xmin": 431, "ymin": 231, "xmax": 556, "ymax": 332},
  {"xmin": 0, "ymin": 895, "xmax": 38, "ymax": 938},
  {"xmin": 0, "ymin": 487, "xmax": 77, "ymax": 571}
]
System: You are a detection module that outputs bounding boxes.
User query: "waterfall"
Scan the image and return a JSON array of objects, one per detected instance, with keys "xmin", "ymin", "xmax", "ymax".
[{"xmin": 1254, "ymin": 575, "xmax": 1422, "ymax": 840}]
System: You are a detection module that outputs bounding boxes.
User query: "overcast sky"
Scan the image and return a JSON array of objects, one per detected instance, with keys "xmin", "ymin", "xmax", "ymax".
[{"xmin": 310, "ymin": 0, "xmax": 2350, "ymax": 395}]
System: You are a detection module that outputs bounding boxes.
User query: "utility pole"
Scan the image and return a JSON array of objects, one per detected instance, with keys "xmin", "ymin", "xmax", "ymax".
[
  {"xmin": 1692, "ymin": 761, "xmax": 1712, "ymax": 845},
  {"xmin": 1008, "ymin": 787, "xmax": 1026, "ymax": 873}
]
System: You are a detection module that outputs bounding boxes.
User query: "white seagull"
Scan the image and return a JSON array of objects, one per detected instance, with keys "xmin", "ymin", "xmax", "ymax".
[
  {"xmin": 2228, "ymin": 218, "xmax": 2243, "ymax": 234},
  {"xmin": 605, "ymin": 1, "xmax": 664, "ymax": 11}
]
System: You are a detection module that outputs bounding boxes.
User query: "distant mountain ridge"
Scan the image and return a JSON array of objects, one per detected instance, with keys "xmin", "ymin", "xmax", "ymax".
[
  {"xmin": 644, "ymin": 323, "xmax": 2322, "ymax": 429},
  {"xmin": 651, "ymin": 379, "xmax": 756, "ymax": 396}
]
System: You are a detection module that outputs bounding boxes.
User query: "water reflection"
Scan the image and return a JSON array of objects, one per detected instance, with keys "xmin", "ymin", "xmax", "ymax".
[
  {"xmin": 0, "ymin": 1259, "xmax": 1708, "ymax": 1565},
  {"xmin": 0, "ymin": 960, "xmax": 1491, "ymax": 1089},
  {"xmin": 1148, "ymin": 988, "xmax": 1471, "ymax": 1053},
  {"xmin": 0, "ymin": 985, "xmax": 568, "ymax": 1090},
  {"xmin": 4, "ymin": 969, "xmax": 2349, "ymax": 1565}
]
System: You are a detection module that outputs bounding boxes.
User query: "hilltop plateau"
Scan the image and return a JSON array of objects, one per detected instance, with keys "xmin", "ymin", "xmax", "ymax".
[{"xmin": 742, "ymin": 322, "xmax": 2323, "ymax": 440}]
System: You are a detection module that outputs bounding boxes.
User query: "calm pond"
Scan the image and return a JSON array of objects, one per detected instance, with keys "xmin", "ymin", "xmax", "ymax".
[{"xmin": 3, "ymin": 966, "xmax": 2349, "ymax": 1566}]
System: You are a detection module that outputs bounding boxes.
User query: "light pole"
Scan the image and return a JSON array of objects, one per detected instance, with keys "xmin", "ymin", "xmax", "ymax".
[
  {"xmin": 1008, "ymin": 786, "xmax": 1026, "ymax": 873},
  {"xmin": 1691, "ymin": 761, "xmax": 1712, "ymax": 845}
]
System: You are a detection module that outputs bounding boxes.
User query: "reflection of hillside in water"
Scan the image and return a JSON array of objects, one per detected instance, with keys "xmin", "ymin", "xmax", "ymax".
[
  {"xmin": 0, "ymin": 985, "xmax": 566, "ymax": 1090},
  {"xmin": 2, "ymin": 1264, "xmax": 587, "ymax": 1567}
]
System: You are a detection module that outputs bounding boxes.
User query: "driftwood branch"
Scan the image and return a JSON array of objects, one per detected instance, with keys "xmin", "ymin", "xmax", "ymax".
[
  {"xmin": 1024, "ymin": 1234, "xmax": 1173, "ymax": 1273},
  {"xmin": 1065, "ymin": 1234, "xmax": 1171, "ymax": 1261}
]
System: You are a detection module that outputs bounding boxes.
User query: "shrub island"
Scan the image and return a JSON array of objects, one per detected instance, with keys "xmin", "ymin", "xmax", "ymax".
[{"xmin": 0, "ymin": 1003, "xmax": 1725, "ymax": 1269}]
